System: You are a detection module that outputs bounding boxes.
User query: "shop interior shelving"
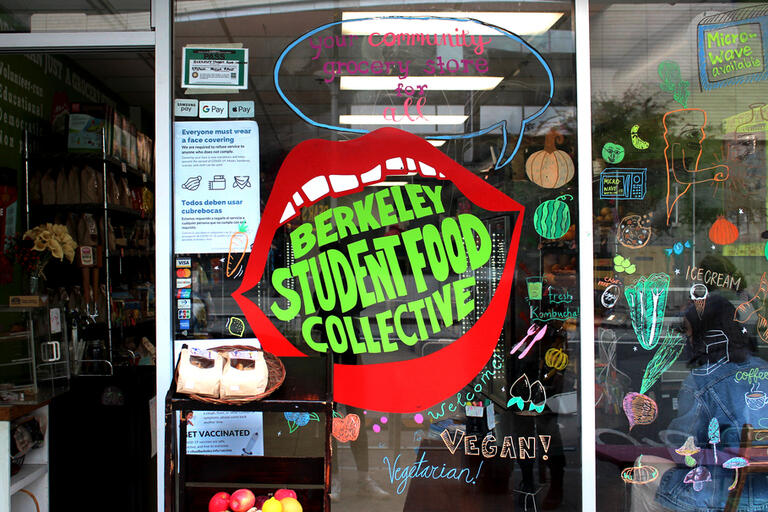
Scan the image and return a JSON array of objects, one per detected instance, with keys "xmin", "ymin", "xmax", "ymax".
[
  {"xmin": 22, "ymin": 130, "xmax": 155, "ymax": 376},
  {"xmin": 165, "ymin": 356, "xmax": 333, "ymax": 512}
]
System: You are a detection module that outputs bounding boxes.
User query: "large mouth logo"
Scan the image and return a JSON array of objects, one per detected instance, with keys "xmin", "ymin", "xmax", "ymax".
[{"xmin": 233, "ymin": 128, "xmax": 523, "ymax": 412}]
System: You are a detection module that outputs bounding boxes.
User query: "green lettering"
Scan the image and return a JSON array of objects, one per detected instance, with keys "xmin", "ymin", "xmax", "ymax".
[
  {"xmin": 327, "ymin": 249, "xmax": 358, "ymax": 312},
  {"xmin": 422, "ymin": 185, "xmax": 445, "ymax": 214},
  {"xmin": 315, "ymin": 208, "xmax": 337, "ymax": 247},
  {"xmin": 348, "ymin": 239, "xmax": 376, "ymax": 308},
  {"xmin": 359, "ymin": 316, "xmax": 381, "ymax": 353},
  {"xmin": 373, "ymin": 236, "xmax": 407, "ymax": 296},
  {"xmin": 394, "ymin": 303, "xmax": 417, "ymax": 345},
  {"xmin": 375, "ymin": 188, "xmax": 398, "ymax": 226},
  {"xmin": 364, "ymin": 250, "xmax": 397, "ymax": 301},
  {"xmin": 353, "ymin": 193, "xmax": 381, "ymax": 232},
  {"xmin": 291, "ymin": 259, "xmax": 316, "ymax": 315},
  {"xmin": 405, "ymin": 184, "xmax": 432, "ymax": 218},
  {"xmin": 441, "ymin": 217, "xmax": 468, "ymax": 274},
  {"xmin": 422, "ymin": 224, "xmax": 449, "ymax": 282},
  {"xmin": 402, "ymin": 227, "xmax": 428, "ymax": 292},
  {"xmin": 432, "ymin": 283, "xmax": 454, "ymax": 328},
  {"xmin": 302, "ymin": 316, "xmax": 327, "ymax": 352},
  {"xmin": 290, "ymin": 222, "xmax": 316, "ymax": 260},
  {"xmin": 408, "ymin": 299, "xmax": 429, "ymax": 340},
  {"xmin": 332, "ymin": 205, "xmax": 359, "ymax": 240},
  {"xmin": 326, "ymin": 316, "xmax": 348, "ymax": 353},
  {"xmin": 459, "ymin": 214, "xmax": 491, "ymax": 270},
  {"xmin": 310, "ymin": 253, "xmax": 336, "ymax": 311},
  {"xmin": 377, "ymin": 310, "xmax": 398, "ymax": 352},
  {"xmin": 390, "ymin": 185, "xmax": 414, "ymax": 222},
  {"xmin": 454, "ymin": 276, "xmax": 476, "ymax": 321},
  {"xmin": 270, "ymin": 267, "xmax": 300, "ymax": 321}
]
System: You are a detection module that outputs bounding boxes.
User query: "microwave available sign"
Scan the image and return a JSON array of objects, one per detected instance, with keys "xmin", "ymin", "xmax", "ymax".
[{"xmin": 697, "ymin": 6, "xmax": 768, "ymax": 90}]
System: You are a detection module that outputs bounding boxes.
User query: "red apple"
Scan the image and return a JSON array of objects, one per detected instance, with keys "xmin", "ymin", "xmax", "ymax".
[
  {"xmin": 230, "ymin": 489, "xmax": 256, "ymax": 512},
  {"xmin": 274, "ymin": 489, "xmax": 297, "ymax": 501},
  {"xmin": 208, "ymin": 492, "xmax": 231, "ymax": 512},
  {"xmin": 254, "ymin": 495, "xmax": 270, "ymax": 510}
]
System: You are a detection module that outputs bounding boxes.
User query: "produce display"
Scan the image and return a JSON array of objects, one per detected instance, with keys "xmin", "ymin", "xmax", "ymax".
[{"xmin": 208, "ymin": 489, "xmax": 303, "ymax": 512}]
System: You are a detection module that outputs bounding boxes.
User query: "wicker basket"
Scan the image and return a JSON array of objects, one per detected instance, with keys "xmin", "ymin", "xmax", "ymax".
[{"xmin": 177, "ymin": 345, "xmax": 286, "ymax": 405}]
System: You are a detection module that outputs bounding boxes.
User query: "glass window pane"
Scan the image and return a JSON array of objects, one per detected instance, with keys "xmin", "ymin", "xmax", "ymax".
[
  {"xmin": 591, "ymin": 2, "xmax": 768, "ymax": 511},
  {"xmin": 0, "ymin": 0, "xmax": 151, "ymax": 32},
  {"xmin": 172, "ymin": 2, "xmax": 581, "ymax": 511}
]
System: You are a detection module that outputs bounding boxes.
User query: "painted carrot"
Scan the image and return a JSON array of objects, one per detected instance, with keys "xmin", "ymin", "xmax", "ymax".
[{"xmin": 226, "ymin": 221, "xmax": 248, "ymax": 277}]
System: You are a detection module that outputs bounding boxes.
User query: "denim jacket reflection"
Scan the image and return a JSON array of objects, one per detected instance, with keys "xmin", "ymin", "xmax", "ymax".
[{"xmin": 655, "ymin": 355, "xmax": 768, "ymax": 512}]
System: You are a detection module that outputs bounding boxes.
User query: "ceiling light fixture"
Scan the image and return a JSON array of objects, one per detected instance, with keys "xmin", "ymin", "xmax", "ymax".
[
  {"xmin": 340, "ymin": 76, "xmax": 503, "ymax": 91},
  {"xmin": 341, "ymin": 12, "xmax": 563, "ymax": 36},
  {"xmin": 339, "ymin": 115, "xmax": 467, "ymax": 125}
]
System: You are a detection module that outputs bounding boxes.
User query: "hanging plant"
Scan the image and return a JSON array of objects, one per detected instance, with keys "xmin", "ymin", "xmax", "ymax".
[
  {"xmin": 708, "ymin": 216, "xmax": 739, "ymax": 245},
  {"xmin": 525, "ymin": 129, "xmax": 575, "ymax": 188},
  {"xmin": 533, "ymin": 194, "xmax": 573, "ymax": 239}
]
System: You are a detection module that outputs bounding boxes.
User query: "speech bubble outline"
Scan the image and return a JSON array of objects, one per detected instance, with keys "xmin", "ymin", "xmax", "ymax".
[{"xmin": 274, "ymin": 15, "xmax": 555, "ymax": 170}]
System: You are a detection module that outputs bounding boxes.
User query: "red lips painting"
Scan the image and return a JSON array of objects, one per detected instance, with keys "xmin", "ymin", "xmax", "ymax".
[{"xmin": 233, "ymin": 128, "xmax": 524, "ymax": 413}]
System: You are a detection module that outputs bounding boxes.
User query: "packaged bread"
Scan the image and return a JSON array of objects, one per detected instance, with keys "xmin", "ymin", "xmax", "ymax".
[
  {"xmin": 176, "ymin": 347, "xmax": 224, "ymax": 398},
  {"xmin": 220, "ymin": 350, "xmax": 269, "ymax": 399}
]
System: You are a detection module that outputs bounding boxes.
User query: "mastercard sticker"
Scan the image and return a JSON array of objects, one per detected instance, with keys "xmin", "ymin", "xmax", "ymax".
[{"xmin": 176, "ymin": 268, "xmax": 192, "ymax": 278}]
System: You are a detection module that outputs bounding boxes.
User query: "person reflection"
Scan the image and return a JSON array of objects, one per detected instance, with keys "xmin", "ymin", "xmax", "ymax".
[{"xmin": 631, "ymin": 259, "xmax": 768, "ymax": 511}]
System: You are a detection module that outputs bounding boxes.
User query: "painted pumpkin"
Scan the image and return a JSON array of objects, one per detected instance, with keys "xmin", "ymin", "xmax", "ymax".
[
  {"xmin": 534, "ymin": 195, "xmax": 572, "ymax": 239},
  {"xmin": 332, "ymin": 413, "xmax": 361, "ymax": 443},
  {"xmin": 525, "ymin": 129, "xmax": 575, "ymax": 188},
  {"xmin": 709, "ymin": 216, "xmax": 739, "ymax": 245},
  {"xmin": 545, "ymin": 348, "xmax": 569, "ymax": 371},
  {"xmin": 621, "ymin": 458, "xmax": 660, "ymax": 485}
]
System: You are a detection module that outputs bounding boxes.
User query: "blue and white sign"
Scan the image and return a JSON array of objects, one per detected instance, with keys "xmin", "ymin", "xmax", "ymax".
[{"xmin": 174, "ymin": 120, "xmax": 260, "ymax": 254}]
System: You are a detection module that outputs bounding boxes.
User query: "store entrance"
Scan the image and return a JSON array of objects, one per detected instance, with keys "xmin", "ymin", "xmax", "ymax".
[{"xmin": 0, "ymin": 50, "xmax": 157, "ymax": 512}]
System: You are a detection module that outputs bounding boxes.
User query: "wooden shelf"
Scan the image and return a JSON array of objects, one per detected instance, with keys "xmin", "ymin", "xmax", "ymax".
[
  {"xmin": 10, "ymin": 464, "xmax": 47, "ymax": 495},
  {"xmin": 0, "ymin": 401, "xmax": 49, "ymax": 421}
]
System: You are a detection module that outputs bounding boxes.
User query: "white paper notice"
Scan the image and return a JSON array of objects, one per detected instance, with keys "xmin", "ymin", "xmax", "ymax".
[
  {"xmin": 174, "ymin": 121, "xmax": 259, "ymax": 254},
  {"xmin": 186, "ymin": 411, "xmax": 264, "ymax": 456}
]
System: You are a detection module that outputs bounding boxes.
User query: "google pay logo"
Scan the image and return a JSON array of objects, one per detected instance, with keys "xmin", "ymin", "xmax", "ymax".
[{"xmin": 199, "ymin": 101, "xmax": 228, "ymax": 118}]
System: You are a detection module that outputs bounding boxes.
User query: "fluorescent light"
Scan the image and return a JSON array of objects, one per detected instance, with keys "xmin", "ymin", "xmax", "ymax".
[
  {"xmin": 340, "ymin": 76, "xmax": 503, "ymax": 91},
  {"xmin": 368, "ymin": 181, "xmax": 409, "ymax": 187},
  {"xmin": 428, "ymin": 140, "xmax": 446, "ymax": 147},
  {"xmin": 341, "ymin": 12, "xmax": 563, "ymax": 36},
  {"xmin": 339, "ymin": 115, "xmax": 467, "ymax": 125}
]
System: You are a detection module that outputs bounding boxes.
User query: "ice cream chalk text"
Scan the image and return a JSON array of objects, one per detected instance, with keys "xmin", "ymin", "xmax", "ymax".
[
  {"xmin": 440, "ymin": 429, "xmax": 552, "ymax": 460},
  {"xmin": 271, "ymin": 185, "xmax": 492, "ymax": 354},
  {"xmin": 383, "ymin": 452, "xmax": 483, "ymax": 495},
  {"xmin": 684, "ymin": 265, "xmax": 742, "ymax": 291}
]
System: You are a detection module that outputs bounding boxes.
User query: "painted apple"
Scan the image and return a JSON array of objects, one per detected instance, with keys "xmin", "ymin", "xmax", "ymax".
[
  {"xmin": 332, "ymin": 413, "xmax": 361, "ymax": 442},
  {"xmin": 283, "ymin": 412, "xmax": 310, "ymax": 426},
  {"xmin": 209, "ymin": 492, "xmax": 231, "ymax": 512},
  {"xmin": 230, "ymin": 489, "xmax": 256, "ymax": 512},
  {"xmin": 274, "ymin": 489, "xmax": 297, "ymax": 500}
]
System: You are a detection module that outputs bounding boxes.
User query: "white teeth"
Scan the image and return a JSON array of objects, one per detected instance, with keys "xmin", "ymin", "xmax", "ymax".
[
  {"xmin": 406, "ymin": 158, "xmax": 416, "ymax": 170},
  {"xmin": 302, "ymin": 176, "xmax": 330, "ymax": 201},
  {"xmin": 329, "ymin": 174, "xmax": 359, "ymax": 193},
  {"xmin": 280, "ymin": 203, "xmax": 295, "ymax": 224},
  {"xmin": 360, "ymin": 165, "xmax": 381, "ymax": 184},
  {"xmin": 385, "ymin": 157, "xmax": 404, "ymax": 170},
  {"xmin": 292, "ymin": 192, "xmax": 303, "ymax": 206},
  {"xmin": 438, "ymin": 172, "xmax": 446, "ymax": 178},
  {"xmin": 418, "ymin": 162, "xmax": 436, "ymax": 176}
]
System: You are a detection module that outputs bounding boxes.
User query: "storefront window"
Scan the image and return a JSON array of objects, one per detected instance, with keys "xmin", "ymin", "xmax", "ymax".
[
  {"xmin": 591, "ymin": 2, "xmax": 768, "ymax": 510},
  {"xmin": 0, "ymin": 1, "xmax": 151, "ymax": 32},
  {"xmin": 171, "ymin": 2, "xmax": 582, "ymax": 511}
]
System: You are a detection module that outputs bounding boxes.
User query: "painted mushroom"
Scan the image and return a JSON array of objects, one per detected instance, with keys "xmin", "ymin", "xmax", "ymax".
[
  {"xmin": 676, "ymin": 436, "xmax": 701, "ymax": 467},
  {"xmin": 684, "ymin": 466, "xmax": 712, "ymax": 491},
  {"xmin": 723, "ymin": 457, "xmax": 750, "ymax": 491}
]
